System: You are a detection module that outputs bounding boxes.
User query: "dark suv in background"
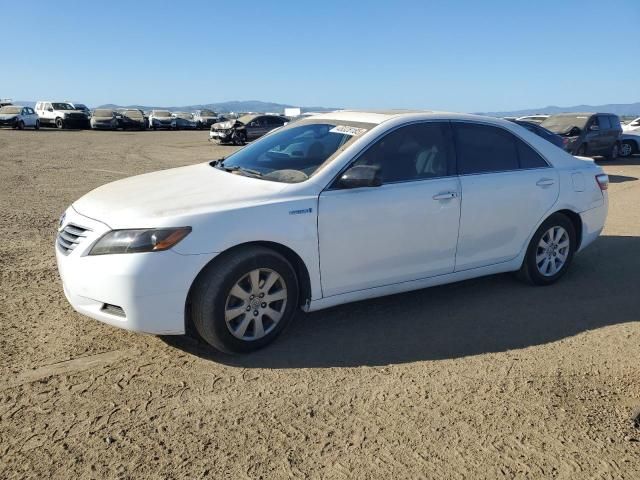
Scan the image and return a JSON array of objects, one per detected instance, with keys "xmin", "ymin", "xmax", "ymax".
[{"xmin": 540, "ymin": 113, "xmax": 622, "ymax": 159}]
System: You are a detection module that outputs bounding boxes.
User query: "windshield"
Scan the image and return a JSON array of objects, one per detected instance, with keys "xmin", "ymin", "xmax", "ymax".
[
  {"xmin": 540, "ymin": 115, "xmax": 590, "ymax": 133},
  {"xmin": 124, "ymin": 110, "xmax": 143, "ymax": 119},
  {"xmin": 154, "ymin": 110, "xmax": 171, "ymax": 118},
  {"xmin": 200, "ymin": 109, "xmax": 216, "ymax": 116},
  {"xmin": 93, "ymin": 109, "xmax": 115, "ymax": 117},
  {"xmin": 174, "ymin": 113, "xmax": 192, "ymax": 119},
  {"xmin": 237, "ymin": 115, "xmax": 257, "ymax": 125},
  {"xmin": 52, "ymin": 103, "xmax": 74, "ymax": 110},
  {"xmin": 0, "ymin": 106, "xmax": 21, "ymax": 114},
  {"xmin": 216, "ymin": 122, "xmax": 371, "ymax": 183},
  {"xmin": 74, "ymin": 104, "xmax": 88, "ymax": 110}
]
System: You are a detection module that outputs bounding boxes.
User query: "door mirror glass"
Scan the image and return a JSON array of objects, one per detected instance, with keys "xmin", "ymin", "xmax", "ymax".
[
  {"xmin": 338, "ymin": 165, "xmax": 382, "ymax": 189},
  {"xmin": 589, "ymin": 124, "xmax": 599, "ymax": 131}
]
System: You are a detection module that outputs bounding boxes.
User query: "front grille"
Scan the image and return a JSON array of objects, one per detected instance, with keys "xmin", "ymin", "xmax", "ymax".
[{"xmin": 57, "ymin": 223, "xmax": 90, "ymax": 255}]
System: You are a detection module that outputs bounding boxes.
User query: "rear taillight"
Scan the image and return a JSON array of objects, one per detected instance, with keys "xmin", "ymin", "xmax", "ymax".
[{"xmin": 595, "ymin": 174, "xmax": 609, "ymax": 191}]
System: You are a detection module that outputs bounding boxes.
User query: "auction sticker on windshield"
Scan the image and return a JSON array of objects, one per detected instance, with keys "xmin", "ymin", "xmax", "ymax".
[{"xmin": 329, "ymin": 125, "xmax": 367, "ymax": 136}]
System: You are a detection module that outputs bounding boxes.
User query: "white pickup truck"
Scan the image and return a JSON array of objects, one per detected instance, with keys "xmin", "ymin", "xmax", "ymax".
[{"xmin": 34, "ymin": 101, "xmax": 90, "ymax": 129}]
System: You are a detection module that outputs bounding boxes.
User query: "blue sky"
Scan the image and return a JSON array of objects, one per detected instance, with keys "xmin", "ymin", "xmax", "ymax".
[{"xmin": 3, "ymin": 0, "xmax": 638, "ymax": 111}]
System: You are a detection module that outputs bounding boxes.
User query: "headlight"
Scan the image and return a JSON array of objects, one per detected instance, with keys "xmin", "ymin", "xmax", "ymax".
[{"xmin": 88, "ymin": 227, "xmax": 191, "ymax": 255}]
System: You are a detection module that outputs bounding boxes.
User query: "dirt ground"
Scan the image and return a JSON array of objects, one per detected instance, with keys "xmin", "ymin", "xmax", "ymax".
[{"xmin": 0, "ymin": 128, "xmax": 638, "ymax": 479}]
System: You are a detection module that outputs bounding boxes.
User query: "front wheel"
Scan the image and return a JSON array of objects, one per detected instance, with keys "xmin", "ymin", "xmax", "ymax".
[
  {"xmin": 191, "ymin": 246, "xmax": 299, "ymax": 354},
  {"xmin": 55, "ymin": 117, "xmax": 64, "ymax": 129},
  {"xmin": 16, "ymin": 120, "xmax": 25, "ymax": 130},
  {"xmin": 518, "ymin": 213, "xmax": 576, "ymax": 286},
  {"xmin": 232, "ymin": 130, "xmax": 246, "ymax": 145}
]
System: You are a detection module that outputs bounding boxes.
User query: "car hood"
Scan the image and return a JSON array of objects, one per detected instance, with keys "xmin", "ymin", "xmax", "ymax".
[
  {"xmin": 0, "ymin": 114, "xmax": 18, "ymax": 120},
  {"xmin": 72, "ymin": 162, "xmax": 287, "ymax": 228}
]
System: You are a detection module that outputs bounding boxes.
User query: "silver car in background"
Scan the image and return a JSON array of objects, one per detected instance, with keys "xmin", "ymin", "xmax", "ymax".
[{"xmin": 148, "ymin": 110, "xmax": 173, "ymax": 130}]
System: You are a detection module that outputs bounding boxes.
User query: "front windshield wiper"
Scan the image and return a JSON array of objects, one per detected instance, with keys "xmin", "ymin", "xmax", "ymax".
[{"xmin": 221, "ymin": 165, "xmax": 263, "ymax": 177}]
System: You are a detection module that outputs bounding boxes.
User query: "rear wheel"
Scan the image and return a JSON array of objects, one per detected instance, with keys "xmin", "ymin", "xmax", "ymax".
[
  {"xmin": 34, "ymin": 120, "xmax": 40, "ymax": 130},
  {"xmin": 191, "ymin": 246, "xmax": 299, "ymax": 354},
  {"xmin": 619, "ymin": 141, "xmax": 635, "ymax": 158},
  {"xmin": 518, "ymin": 213, "xmax": 576, "ymax": 286},
  {"xmin": 577, "ymin": 144, "xmax": 588, "ymax": 156},
  {"xmin": 604, "ymin": 142, "xmax": 619, "ymax": 160}
]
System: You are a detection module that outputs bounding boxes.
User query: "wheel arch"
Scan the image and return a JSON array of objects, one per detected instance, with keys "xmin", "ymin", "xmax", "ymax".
[
  {"xmin": 184, "ymin": 240, "xmax": 312, "ymax": 334},
  {"xmin": 552, "ymin": 209, "xmax": 583, "ymax": 250}
]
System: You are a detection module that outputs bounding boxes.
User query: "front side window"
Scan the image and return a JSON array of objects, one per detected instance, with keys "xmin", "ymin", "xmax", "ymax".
[
  {"xmin": 51, "ymin": 103, "xmax": 73, "ymax": 110},
  {"xmin": 216, "ymin": 122, "xmax": 370, "ymax": 183},
  {"xmin": 454, "ymin": 123, "xmax": 519, "ymax": 174},
  {"xmin": 351, "ymin": 122, "xmax": 452, "ymax": 183},
  {"xmin": 598, "ymin": 116, "xmax": 611, "ymax": 129},
  {"xmin": 609, "ymin": 116, "xmax": 620, "ymax": 128}
]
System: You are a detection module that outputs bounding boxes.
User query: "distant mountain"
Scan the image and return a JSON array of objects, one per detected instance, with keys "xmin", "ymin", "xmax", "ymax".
[
  {"xmin": 481, "ymin": 102, "xmax": 640, "ymax": 117},
  {"xmin": 96, "ymin": 100, "xmax": 337, "ymax": 114}
]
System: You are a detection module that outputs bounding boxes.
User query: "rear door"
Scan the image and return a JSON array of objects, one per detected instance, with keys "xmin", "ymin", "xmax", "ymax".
[
  {"xmin": 318, "ymin": 121, "xmax": 461, "ymax": 296},
  {"xmin": 452, "ymin": 122, "xmax": 559, "ymax": 271}
]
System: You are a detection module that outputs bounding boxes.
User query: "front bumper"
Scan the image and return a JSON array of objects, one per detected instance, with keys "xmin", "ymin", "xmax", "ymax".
[
  {"xmin": 55, "ymin": 207, "xmax": 218, "ymax": 335},
  {"xmin": 152, "ymin": 121, "xmax": 173, "ymax": 129},
  {"xmin": 209, "ymin": 129, "xmax": 231, "ymax": 141},
  {"xmin": 0, "ymin": 118, "xmax": 18, "ymax": 127}
]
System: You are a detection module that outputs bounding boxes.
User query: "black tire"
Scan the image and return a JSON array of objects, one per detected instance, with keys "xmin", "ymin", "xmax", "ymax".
[
  {"xmin": 17, "ymin": 120, "xmax": 25, "ymax": 130},
  {"xmin": 191, "ymin": 246, "xmax": 299, "ymax": 354},
  {"xmin": 604, "ymin": 142, "xmax": 619, "ymax": 160},
  {"xmin": 55, "ymin": 117, "xmax": 64, "ymax": 129},
  {"xmin": 576, "ymin": 144, "xmax": 588, "ymax": 156},
  {"xmin": 620, "ymin": 140, "xmax": 636, "ymax": 158},
  {"xmin": 517, "ymin": 213, "xmax": 576, "ymax": 286},
  {"xmin": 232, "ymin": 130, "xmax": 246, "ymax": 145},
  {"xmin": 34, "ymin": 120, "xmax": 40, "ymax": 130}
]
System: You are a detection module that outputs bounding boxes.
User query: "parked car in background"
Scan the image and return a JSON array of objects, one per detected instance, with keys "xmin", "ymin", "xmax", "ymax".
[
  {"xmin": 193, "ymin": 109, "xmax": 219, "ymax": 129},
  {"xmin": 620, "ymin": 132, "xmax": 640, "ymax": 157},
  {"xmin": 56, "ymin": 111, "xmax": 608, "ymax": 353},
  {"xmin": 622, "ymin": 117, "xmax": 640, "ymax": 132},
  {"xmin": 509, "ymin": 120, "xmax": 565, "ymax": 149},
  {"xmin": 171, "ymin": 112, "xmax": 198, "ymax": 130},
  {"xmin": 210, "ymin": 114, "xmax": 288, "ymax": 145},
  {"xmin": 35, "ymin": 101, "xmax": 90, "ymax": 129},
  {"xmin": 0, "ymin": 105, "xmax": 40, "ymax": 129},
  {"xmin": 91, "ymin": 109, "xmax": 122, "ymax": 130},
  {"xmin": 148, "ymin": 110, "xmax": 173, "ymax": 130},
  {"xmin": 516, "ymin": 115, "xmax": 549, "ymax": 124},
  {"xmin": 71, "ymin": 103, "xmax": 91, "ymax": 117},
  {"xmin": 0, "ymin": 99, "xmax": 12, "ymax": 108},
  {"xmin": 118, "ymin": 109, "xmax": 146, "ymax": 130},
  {"xmin": 540, "ymin": 113, "xmax": 622, "ymax": 159}
]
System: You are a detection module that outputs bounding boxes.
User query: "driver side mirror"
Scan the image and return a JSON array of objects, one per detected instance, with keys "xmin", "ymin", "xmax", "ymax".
[
  {"xmin": 338, "ymin": 165, "xmax": 382, "ymax": 189},
  {"xmin": 589, "ymin": 124, "xmax": 599, "ymax": 131}
]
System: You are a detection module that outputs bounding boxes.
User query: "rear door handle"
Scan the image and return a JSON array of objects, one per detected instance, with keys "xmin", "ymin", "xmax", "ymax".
[
  {"xmin": 432, "ymin": 191, "xmax": 459, "ymax": 200},
  {"xmin": 536, "ymin": 178, "xmax": 555, "ymax": 187}
]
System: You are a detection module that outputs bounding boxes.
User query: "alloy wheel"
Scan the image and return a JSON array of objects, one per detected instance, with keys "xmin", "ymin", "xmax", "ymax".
[
  {"xmin": 535, "ymin": 226, "xmax": 570, "ymax": 277},
  {"xmin": 620, "ymin": 142, "xmax": 633, "ymax": 157},
  {"xmin": 224, "ymin": 268, "xmax": 287, "ymax": 341}
]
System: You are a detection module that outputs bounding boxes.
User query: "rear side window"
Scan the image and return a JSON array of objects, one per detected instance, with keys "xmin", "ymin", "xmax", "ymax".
[
  {"xmin": 598, "ymin": 116, "xmax": 611, "ymax": 129},
  {"xmin": 454, "ymin": 123, "xmax": 518, "ymax": 174}
]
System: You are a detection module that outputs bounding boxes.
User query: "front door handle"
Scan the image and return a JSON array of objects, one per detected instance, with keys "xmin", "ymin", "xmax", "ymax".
[
  {"xmin": 536, "ymin": 178, "xmax": 555, "ymax": 187},
  {"xmin": 432, "ymin": 191, "xmax": 459, "ymax": 200}
]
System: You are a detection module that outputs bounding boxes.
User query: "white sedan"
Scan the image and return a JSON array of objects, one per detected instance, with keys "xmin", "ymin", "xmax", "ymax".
[{"xmin": 56, "ymin": 111, "xmax": 608, "ymax": 353}]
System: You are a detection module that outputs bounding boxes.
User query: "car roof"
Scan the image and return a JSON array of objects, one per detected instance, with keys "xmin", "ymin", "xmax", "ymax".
[{"xmin": 303, "ymin": 109, "xmax": 535, "ymax": 128}]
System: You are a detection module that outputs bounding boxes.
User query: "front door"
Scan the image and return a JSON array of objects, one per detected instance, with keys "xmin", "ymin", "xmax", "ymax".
[{"xmin": 318, "ymin": 122, "xmax": 461, "ymax": 297}]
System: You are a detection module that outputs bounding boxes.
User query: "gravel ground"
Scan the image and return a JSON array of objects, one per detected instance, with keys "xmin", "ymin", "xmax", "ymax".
[{"xmin": 1, "ymin": 128, "xmax": 639, "ymax": 479}]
